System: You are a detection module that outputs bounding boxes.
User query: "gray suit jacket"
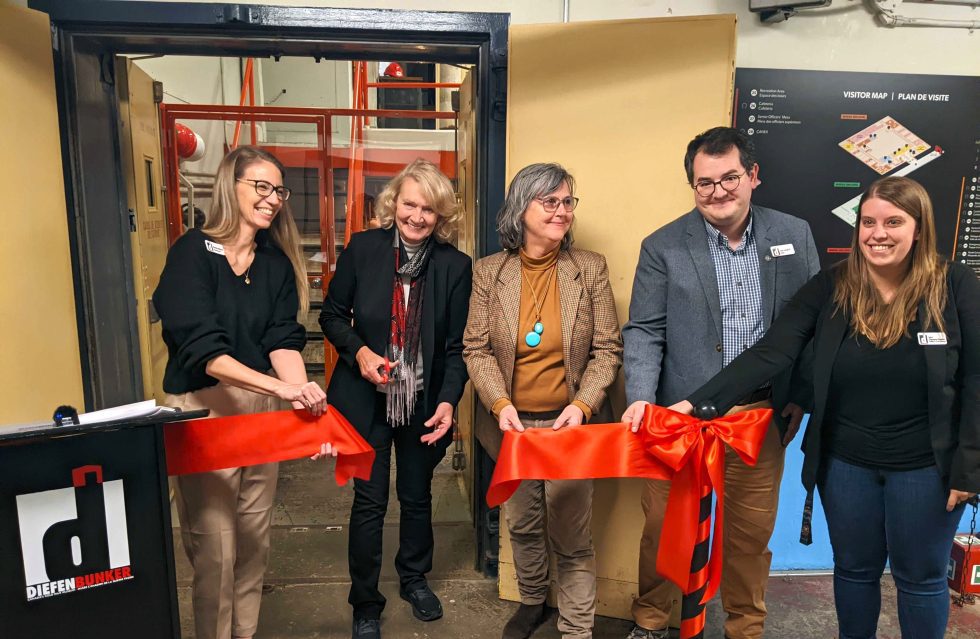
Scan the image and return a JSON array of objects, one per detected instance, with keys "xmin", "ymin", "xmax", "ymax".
[{"xmin": 623, "ymin": 204, "xmax": 819, "ymax": 435}]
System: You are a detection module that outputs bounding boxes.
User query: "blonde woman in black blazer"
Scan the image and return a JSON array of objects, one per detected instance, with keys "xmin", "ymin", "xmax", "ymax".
[{"xmin": 319, "ymin": 160, "xmax": 471, "ymax": 639}]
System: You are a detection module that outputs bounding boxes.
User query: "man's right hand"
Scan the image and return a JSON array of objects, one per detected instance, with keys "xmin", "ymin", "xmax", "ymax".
[
  {"xmin": 355, "ymin": 346, "xmax": 397, "ymax": 385},
  {"xmin": 621, "ymin": 400, "xmax": 649, "ymax": 433},
  {"xmin": 498, "ymin": 404, "xmax": 525, "ymax": 433}
]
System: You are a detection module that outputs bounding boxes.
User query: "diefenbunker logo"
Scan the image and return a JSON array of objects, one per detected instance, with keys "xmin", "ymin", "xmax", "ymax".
[{"xmin": 16, "ymin": 465, "xmax": 134, "ymax": 602}]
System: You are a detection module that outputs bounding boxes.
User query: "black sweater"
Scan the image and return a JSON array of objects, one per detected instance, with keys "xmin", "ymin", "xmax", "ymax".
[
  {"xmin": 825, "ymin": 323, "xmax": 932, "ymax": 470},
  {"xmin": 153, "ymin": 228, "xmax": 306, "ymax": 394},
  {"xmin": 689, "ymin": 261, "xmax": 980, "ymax": 493}
]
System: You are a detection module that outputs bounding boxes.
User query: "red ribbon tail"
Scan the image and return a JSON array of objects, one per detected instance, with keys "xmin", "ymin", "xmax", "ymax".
[{"xmin": 656, "ymin": 460, "xmax": 701, "ymax": 592}]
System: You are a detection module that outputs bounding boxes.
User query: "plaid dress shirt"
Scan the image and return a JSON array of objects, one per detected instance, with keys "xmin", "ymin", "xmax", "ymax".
[{"xmin": 704, "ymin": 216, "xmax": 764, "ymax": 367}]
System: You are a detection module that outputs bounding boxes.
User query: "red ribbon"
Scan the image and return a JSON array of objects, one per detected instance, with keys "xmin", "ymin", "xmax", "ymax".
[
  {"xmin": 486, "ymin": 404, "xmax": 772, "ymax": 604},
  {"xmin": 164, "ymin": 405, "xmax": 375, "ymax": 486},
  {"xmin": 637, "ymin": 404, "xmax": 771, "ymax": 603}
]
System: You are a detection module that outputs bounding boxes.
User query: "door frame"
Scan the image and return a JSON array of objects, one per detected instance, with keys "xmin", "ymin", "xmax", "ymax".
[
  {"xmin": 31, "ymin": 0, "xmax": 508, "ymax": 574},
  {"xmin": 30, "ymin": 0, "xmax": 508, "ymax": 408}
]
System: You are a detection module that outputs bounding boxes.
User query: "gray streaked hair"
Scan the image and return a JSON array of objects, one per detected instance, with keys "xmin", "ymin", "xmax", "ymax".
[{"xmin": 496, "ymin": 163, "xmax": 576, "ymax": 251}]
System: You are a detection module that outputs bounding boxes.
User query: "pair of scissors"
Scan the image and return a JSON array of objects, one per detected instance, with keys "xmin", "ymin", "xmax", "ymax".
[{"xmin": 379, "ymin": 357, "xmax": 391, "ymax": 384}]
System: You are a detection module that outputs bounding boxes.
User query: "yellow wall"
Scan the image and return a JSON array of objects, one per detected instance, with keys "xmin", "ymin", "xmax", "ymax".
[
  {"xmin": 0, "ymin": 6, "xmax": 84, "ymax": 424},
  {"xmin": 501, "ymin": 15, "xmax": 737, "ymax": 618}
]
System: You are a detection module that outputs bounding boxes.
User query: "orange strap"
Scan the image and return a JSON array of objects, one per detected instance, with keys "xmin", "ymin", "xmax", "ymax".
[
  {"xmin": 486, "ymin": 404, "xmax": 772, "ymax": 603},
  {"xmin": 164, "ymin": 405, "xmax": 375, "ymax": 486}
]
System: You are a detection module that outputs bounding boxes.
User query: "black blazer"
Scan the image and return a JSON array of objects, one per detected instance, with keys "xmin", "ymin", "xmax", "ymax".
[
  {"xmin": 690, "ymin": 261, "xmax": 980, "ymax": 494},
  {"xmin": 319, "ymin": 227, "xmax": 473, "ymax": 435}
]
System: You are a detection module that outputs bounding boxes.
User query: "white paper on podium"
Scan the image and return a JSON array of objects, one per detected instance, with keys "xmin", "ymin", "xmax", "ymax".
[{"xmin": 77, "ymin": 400, "xmax": 166, "ymax": 425}]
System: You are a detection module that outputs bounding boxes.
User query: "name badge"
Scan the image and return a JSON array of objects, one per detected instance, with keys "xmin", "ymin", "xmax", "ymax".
[
  {"xmin": 204, "ymin": 239, "xmax": 225, "ymax": 255},
  {"xmin": 770, "ymin": 243, "xmax": 795, "ymax": 257},
  {"xmin": 917, "ymin": 332, "xmax": 947, "ymax": 346}
]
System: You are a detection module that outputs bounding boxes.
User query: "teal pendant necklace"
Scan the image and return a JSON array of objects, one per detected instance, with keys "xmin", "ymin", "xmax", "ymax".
[{"xmin": 520, "ymin": 261, "xmax": 557, "ymax": 348}]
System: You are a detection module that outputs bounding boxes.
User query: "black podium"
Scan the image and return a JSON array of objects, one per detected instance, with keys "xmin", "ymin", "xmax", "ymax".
[{"xmin": 0, "ymin": 410, "xmax": 205, "ymax": 639}]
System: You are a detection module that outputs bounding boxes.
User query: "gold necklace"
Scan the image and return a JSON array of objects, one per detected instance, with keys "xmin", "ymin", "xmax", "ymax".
[
  {"xmin": 519, "ymin": 262, "xmax": 557, "ymax": 348},
  {"xmin": 230, "ymin": 248, "xmax": 255, "ymax": 285}
]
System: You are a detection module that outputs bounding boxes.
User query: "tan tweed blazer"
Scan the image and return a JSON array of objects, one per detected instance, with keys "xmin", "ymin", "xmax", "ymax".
[{"xmin": 463, "ymin": 248, "xmax": 622, "ymax": 453}]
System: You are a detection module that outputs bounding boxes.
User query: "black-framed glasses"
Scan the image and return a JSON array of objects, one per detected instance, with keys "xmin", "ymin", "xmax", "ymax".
[
  {"xmin": 692, "ymin": 172, "xmax": 746, "ymax": 198},
  {"xmin": 237, "ymin": 178, "xmax": 291, "ymax": 201},
  {"xmin": 536, "ymin": 195, "xmax": 579, "ymax": 213}
]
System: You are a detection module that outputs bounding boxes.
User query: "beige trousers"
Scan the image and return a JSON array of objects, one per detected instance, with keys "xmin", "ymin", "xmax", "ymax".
[
  {"xmin": 632, "ymin": 400, "xmax": 785, "ymax": 639},
  {"xmin": 505, "ymin": 417, "xmax": 596, "ymax": 639},
  {"xmin": 168, "ymin": 384, "xmax": 280, "ymax": 639}
]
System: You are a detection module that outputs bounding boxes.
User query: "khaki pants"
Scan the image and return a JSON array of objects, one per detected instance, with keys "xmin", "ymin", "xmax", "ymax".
[
  {"xmin": 505, "ymin": 417, "xmax": 596, "ymax": 639},
  {"xmin": 168, "ymin": 384, "xmax": 280, "ymax": 639},
  {"xmin": 632, "ymin": 400, "xmax": 785, "ymax": 639}
]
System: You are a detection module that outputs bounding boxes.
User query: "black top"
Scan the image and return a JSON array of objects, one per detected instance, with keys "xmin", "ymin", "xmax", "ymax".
[
  {"xmin": 152, "ymin": 228, "xmax": 306, "ymax": 394},
  {"xmin": 825, "ymin": 324, "xmax": 932, "ymax": 470},
  {"xmin": 688, "ymin": 261, "xmax": 980, "ymax": 494},
  {"xmin": 318, "ymin": 227, "xmax": 472, "ymax": 437}
]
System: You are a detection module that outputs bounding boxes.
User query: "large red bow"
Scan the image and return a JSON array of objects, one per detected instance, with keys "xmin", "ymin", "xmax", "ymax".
[
  {"xmin": 164, "ymin": 405, "xmax": 375, "ymax": 485},
  {"xmin": 636, "ymin": 404, "xmax": 771, "ymax": 602},
  {"xmin": 486, "ymin": 404, "xmax": 771, "ymax": 603}
]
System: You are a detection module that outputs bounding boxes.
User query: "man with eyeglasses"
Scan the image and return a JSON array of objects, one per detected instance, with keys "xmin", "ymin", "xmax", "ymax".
[{"xmin": 620, "ymin": 127, "xmax": 819, "ymax": 639}]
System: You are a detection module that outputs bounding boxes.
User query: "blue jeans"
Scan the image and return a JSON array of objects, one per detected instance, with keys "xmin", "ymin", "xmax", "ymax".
[{"xmin": 818, "ymin": 456, "xmax": 964, "ymax": 639}]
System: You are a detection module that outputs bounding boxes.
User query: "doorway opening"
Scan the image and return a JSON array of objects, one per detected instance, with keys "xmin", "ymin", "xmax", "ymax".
[{"xmin": 34, "ymin": 0, "xmax": 508, "ymax": 578}]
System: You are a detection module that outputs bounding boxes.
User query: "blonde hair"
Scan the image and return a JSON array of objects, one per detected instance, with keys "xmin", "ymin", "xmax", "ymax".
[
  {"xmin": 202, "ymin": 146, "xmax": 309, "ymax": 312},
  {"xmin": 375, "ymin": 159, "xmax": 460, "ymax": 243},
  {"xmin": 833, "ymin": 176, "xmax": 946, "ymax": 347}
]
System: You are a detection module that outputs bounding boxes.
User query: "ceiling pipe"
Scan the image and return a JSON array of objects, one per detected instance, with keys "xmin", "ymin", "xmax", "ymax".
[{"xmin": 871, "ymin": 0, "xmax": 980, "ymax": 28}]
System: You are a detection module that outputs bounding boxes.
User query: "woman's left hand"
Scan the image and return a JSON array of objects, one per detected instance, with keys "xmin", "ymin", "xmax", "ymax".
[
  {"xmin": 421, "ymin": 402, "xmax": 455, "ymax": 445},
  {"xmin": 311, "ymin": 442, "xmax": 339, "ymax": 461},
  {"xmin": 947, "ymin": 489, "xmax": 977, "ymax": 512},
  {"xmin": 552, "ymin": 404, "xmax": 585, "ymax": 430}
]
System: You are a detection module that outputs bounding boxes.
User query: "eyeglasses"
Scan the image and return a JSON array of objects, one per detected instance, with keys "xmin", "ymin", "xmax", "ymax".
[
  {"xmin": 692, "ymin": 172, "xmax": 746, "ymax": 198},
  {"xmin": 237, "ymin": 178, "xmax": 291, "ymax": 201},
  {"xmin": 535, "ymin": 196, "xmax": 579, "ymax": 213}
]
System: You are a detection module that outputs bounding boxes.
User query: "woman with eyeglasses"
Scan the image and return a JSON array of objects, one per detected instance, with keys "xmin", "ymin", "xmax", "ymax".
[
  {"xmin": 463, "ymin": 163, "xmax": 623, "ymax": 639},
  {"xmin": 319, "ymin": 159, "xmax": 472, "ymax": 639},
  {"xmin": 154, "ymin": 145, "xmax": 330, "ymax": 639}
]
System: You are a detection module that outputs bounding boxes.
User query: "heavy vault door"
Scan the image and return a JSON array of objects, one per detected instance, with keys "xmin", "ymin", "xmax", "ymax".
[{"xmin": 116, "ymin": 57, "xmax": 169, "ymax": 404}]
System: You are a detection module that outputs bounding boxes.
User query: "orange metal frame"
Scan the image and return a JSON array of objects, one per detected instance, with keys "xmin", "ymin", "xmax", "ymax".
[
  {"xmin": 232, "ymin": 58, "xmax": 259, "ymax": 147},
  {"xmin": 220, "ymin": 60, "xmax": 459, "ymax": 246},
  {"xmin": 160, "ymin": 70, "xmax": 458, "ymax": 383},
  {"xmin": 366, "ymin": 81, "xmax": 462, "ymax": 89},
  {"xmin": 160, "ymin": 103, "xmax": 456, "ymax": 276}
]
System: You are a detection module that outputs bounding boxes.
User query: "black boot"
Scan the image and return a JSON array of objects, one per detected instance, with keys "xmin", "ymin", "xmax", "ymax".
[{"xmin": 502, "ymin": 602, "xmax": 548, "ymax": 639}]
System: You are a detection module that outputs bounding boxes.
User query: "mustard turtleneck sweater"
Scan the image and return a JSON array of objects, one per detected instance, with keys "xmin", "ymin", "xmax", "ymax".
[{"xmin": 492, "ymin": 248, "xmax": 592, "ymax": 421}]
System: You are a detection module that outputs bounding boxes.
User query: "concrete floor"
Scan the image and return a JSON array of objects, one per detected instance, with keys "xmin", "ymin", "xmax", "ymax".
[{"xmin": 173, "ymin": 458, "xmax": 980, "ymax": 639}]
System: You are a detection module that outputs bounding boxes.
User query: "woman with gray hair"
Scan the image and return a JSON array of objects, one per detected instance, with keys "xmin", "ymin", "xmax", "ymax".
[{"xmin": 463, "ymin": 163, "xmax": 622, "ymax": 639}]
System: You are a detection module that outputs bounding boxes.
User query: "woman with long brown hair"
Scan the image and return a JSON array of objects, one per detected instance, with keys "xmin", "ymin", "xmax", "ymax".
[
  {"xmin": 154, "ymin": 145, "xmax": 329, "ymax": 639},
  {"xmin": 675, "ymin": 176, "xmax": 980, "ymax": 639}
]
